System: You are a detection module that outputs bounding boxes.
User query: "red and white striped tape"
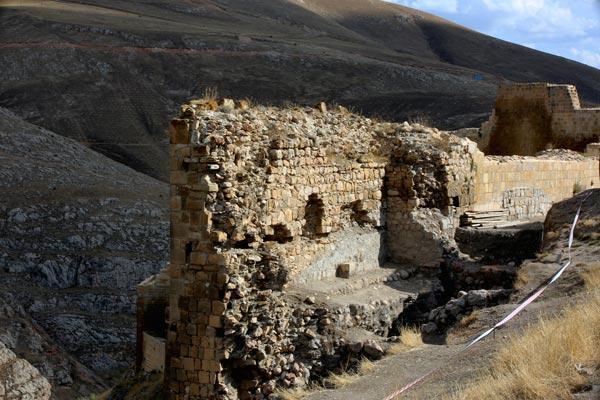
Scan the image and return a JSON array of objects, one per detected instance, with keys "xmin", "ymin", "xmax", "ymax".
[{"xmin": 383, "ymin": 192, "xmax": 590, "ymax": 400}]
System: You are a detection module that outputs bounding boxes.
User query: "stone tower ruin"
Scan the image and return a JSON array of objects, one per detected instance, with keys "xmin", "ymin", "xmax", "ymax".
[{"xmin": 481, "ymin": 83, "xmax": 600, "ymax": 155}]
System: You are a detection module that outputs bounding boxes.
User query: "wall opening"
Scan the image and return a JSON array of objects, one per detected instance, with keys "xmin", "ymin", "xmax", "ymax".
[
  {"xmin": 303, "ymin": 194, "xmax": 325, "ymax": 238},
  {"xmin": 184, "ymin": 242, "xmax": 193, "ymax": 264},
  {"xmin": 452, "ymin": 196, "xmax": 460, "ymax": 207},
  {"xmin": 342, "ymin": 200, "xmax": 371, "ymax": 226},
  {"xmin": 264, "ymin": 223, "xmax": 293, "ymax": 243}
]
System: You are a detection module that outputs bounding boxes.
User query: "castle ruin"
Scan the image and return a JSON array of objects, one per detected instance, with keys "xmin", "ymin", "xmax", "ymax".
[
  {"xmin": 137, "ymin": 91, "xmax": 599, "ymax": 399},
  {"xmin": 481, "ymin": 83, "xmax": 600, "ymax": 155}
]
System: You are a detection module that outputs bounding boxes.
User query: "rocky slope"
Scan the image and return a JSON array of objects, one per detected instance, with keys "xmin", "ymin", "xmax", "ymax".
[
  {"xmin": 0, "ymin": 341, "xmax": 52, "ymax": 400},
  {"xmin": 1, "ymin": 0, "xmax": 599, "ymax": 180},
  {"xmin": 0, "ymin": 107, "xmax": 168, "ymax": 398}
]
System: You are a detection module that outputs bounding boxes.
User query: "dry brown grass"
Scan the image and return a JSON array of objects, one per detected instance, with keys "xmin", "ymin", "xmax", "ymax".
[
  {"xmin": 388, "ymin": 326, "xmax": 423, "ymax": 355},
  {"xmin": 277, "ymin": 357, "xmax": 378, "ymax": 398},
  {"xmin": 324, "ymin": 371, "xmax": 357, "ymax": 389},
  {"xmin": 546, "ymin": 230, "xmax": 560, "ymax": 239},
  {"xmin": 458, "ymin": 311, "xmax": 479, "ymax": 329},
  {"xmin": 358, "ymin": 358, "xmax": 376, "ymax": 375},
  {"xmin": 276, "ymin": 385, "xmax": 320, "ymax": 400},
  {"xmin": 202, "ymin": 86, "xmax": 218, "ymax": 101},
  {"xmin": 323, "ymin": 358, "xmax": 378, "ymax": 389},
  {"xmin": 580, "ymin": 263, "xmax": 600, "ymax": 288},
  {"xmin": 448, "ymin": 270, "xmax": 600, "ymax": 400},
  {"xmin": 580, "ymin": 219, "xmax": 598, "ymax": 228},
  {"xmin": 408, "ymin": 114, "xmax": 434, "ymax": 127}
]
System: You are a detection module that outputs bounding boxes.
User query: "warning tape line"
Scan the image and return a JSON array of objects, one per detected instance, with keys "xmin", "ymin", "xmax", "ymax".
[{"xmin": 383, "ymin": 191, "xmax": 591, "ymax": 400}]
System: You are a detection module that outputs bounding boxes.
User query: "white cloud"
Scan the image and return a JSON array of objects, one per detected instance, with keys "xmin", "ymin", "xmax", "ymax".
[
  {"xmin": 570, "ymin": 48, "xmax": 600, "ymax": 68},
  {"xmin": 481, "ymin": 0, "xmax": 597, "ymax": 38},
  {"xmin": 394, "ymin": 0, "xmax": 459, "ymax": 13},
  {"xmin": 392, "ymin": 0, "xmax": 600, "ymax": 66},
  {"xmin": 482, "ymin": 0, "xmax": 544, "ymax": 14}
]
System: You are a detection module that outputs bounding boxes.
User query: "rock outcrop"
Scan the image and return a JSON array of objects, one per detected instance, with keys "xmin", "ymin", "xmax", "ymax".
[{"xmin": 0, "ymin": 341, "xmax": 51, "ymax": 400}]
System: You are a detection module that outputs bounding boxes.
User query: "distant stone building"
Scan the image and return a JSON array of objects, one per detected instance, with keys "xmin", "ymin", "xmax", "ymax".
[{"xmin": 481, "ymin": 83, "xmax": 600, "ymax": 155}]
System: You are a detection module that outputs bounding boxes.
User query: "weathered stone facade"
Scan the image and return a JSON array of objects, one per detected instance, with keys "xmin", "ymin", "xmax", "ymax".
[
  {"xmin": 137, "ymin": 97, "xmax": 599, "ymax": 399},
  {"xmin": 153, "ymin": 101, "xmax": 480, "ymax": 399},
  {"xmin": 481, "ymin": 83, "xmax": 600, "ymax": 155},
  {"xmin": 472, "ymin": 152, "xmax": 599, "ymax": 220}
]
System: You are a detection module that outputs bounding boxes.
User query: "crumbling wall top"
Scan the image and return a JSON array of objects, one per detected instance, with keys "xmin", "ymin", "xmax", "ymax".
[{"xmin": 167, "ymin": 99, "xmax": 478, "ymax": 275}]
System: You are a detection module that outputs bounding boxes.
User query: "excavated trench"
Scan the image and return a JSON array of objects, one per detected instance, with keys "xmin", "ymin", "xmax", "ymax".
[
  {"xmin": 270, "ymin": 221, "xmax": 547, "ymax": 391},
  {"xmin": 257, "ymin": 229, "xmax": 543, "ymax": 394},
  {"xmin": 392, "ymin": 221, "xmax": 545, "ymax": 344}
]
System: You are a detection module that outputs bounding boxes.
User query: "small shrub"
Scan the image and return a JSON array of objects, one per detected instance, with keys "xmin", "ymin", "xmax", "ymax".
[
  {"xmin": 388, "ymin": 326, "xmax": 423, "ymax": 354},
  {"xmin": 573, "ymin": 182, "xmax": 583, "ymax": 195},
  {"xmin": 202, "ymin": 86, "xmax": 218, "ymax": 101}
]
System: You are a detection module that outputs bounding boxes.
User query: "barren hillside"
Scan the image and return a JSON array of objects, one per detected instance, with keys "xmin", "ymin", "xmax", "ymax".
[
  {"xmin": 1, "ymin": 0, "xmax": 600, "ymax": 179},
  {"xmin": 0, "ymin": 107, "xmax": 168, "ymax": 398}
]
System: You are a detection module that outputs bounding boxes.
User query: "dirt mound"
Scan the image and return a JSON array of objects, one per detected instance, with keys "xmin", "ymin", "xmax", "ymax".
[{"xmin": 544, "ymin": 189, "xmax": 600, "ymax": 246}]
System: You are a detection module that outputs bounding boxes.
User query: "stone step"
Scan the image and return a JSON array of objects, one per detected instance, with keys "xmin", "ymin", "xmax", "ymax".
[
  {"xmin": 290, "ymin": 265, "xmax": 413, "ymax": 296},
  {"xmin": 462, "ymin": 209, "xmax": 510, "ymax": 228},
  {"xmin": 289, "ymin": 269, "xmax": 434, "ymax": 336}
]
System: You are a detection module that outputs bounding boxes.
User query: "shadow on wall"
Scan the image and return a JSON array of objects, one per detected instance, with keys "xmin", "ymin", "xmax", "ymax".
[
  {"xmin": 481, "ymin": 84, "xmax": 600, "ymax": 155},
  {"xmin": 487, "ymin": 97, "xmax": 553, "ymax": 155}
]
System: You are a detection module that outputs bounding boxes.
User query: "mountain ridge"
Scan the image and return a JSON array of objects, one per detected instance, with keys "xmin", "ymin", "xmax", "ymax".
[{"xmin": 1, "ymin": 0, "xmax": 599, "ymax": 180}]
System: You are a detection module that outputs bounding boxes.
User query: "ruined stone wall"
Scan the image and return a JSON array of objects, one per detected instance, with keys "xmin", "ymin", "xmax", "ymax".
[
  {"xmin": 481, "ymin": 83, "xmax": 600, "ymax": 155},
  {"xmin": 159, "ymin": 100, "xmax": 477, "ymax": 399},
  {"xmin": 142, "ymin": 332, "xmax": 166, "ymax": 373},
  {"xmin": 137, "ymin": 97, "xmax": 600, "ymax": 399},
  {"xmin": 385, "ymin": 136, "xmax": 478, "ymax": 265},
  {"xmin": 472, "ymin": 154, "xmax": 599, "ymax": 219}
]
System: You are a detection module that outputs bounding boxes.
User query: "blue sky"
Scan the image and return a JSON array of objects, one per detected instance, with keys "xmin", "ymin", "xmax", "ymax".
[{"xmin": 391, "ymin": 0, "xmax": 600, "ymax": 69}]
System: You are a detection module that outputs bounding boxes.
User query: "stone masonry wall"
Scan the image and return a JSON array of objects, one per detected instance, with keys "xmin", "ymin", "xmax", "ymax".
[
  {"xmin": 160, "ymin": 100, "xmax": 477, "ymax": 399},
  {"xmin": 481, "ymin": 83, "xmax": 600, "ymax": 155},
  {"xmin": 385, "ymin": 135, "xmax": 478, "ymax": 265},
  {"xmin": 139, "ymin": 97, "xmax": 599, "ymax": 399},
  {"xmin": 137, "ymin": 272, "xmax": 169, "ymax": 370},
  {"xmin": 472, "ymin": 153, "xmax": 599, "ymax": 219}
]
